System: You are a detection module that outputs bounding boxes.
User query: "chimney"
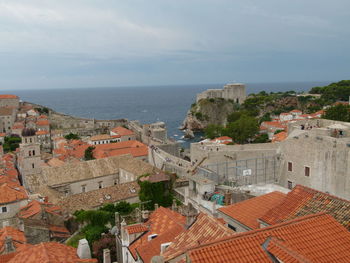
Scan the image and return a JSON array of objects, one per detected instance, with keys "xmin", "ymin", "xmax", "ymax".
[
  {"xmin": 224, "ymin": 191, "xmax": 232, "ymax": 206},
  {"xmin": 171, "ymin": 199, "xmax": 177, "ymax": 211},
  {"xmin": 77, "ymin": 239, "xmax": 91, "ymax": 259},
  {"xmin": 5, "ymin": 236, "xmax": 15, "ymax": 254},
  {"xmin": 154, "ymin": 203, "xmax": 159, "ymax": 210},
  {"xmin": 103, "ymin": 248, "xmax": 111, "ymax": 263}
]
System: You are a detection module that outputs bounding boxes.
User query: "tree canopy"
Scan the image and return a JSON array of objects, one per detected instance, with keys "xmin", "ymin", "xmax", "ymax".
[
  {"xmin": 64, "ymin": 133, "xmax": 80, "ymax": 140},
  {"xmin": 84, "ymin": 146, "xmax": 95, "ymax": 161},
  {"xmin": 322, "ymin": 104, "xmax": 350, "ymax": 122},
  {"xmin": 224, "ymin": 115, "xmax": 259, "ymax": 144}
]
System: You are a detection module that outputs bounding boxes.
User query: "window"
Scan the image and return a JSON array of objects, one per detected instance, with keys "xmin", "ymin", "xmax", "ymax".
[
  {"xmin": 33, "ymin": 150, "xmax": 35, "ymax": 156},
  {"xmin": 98, "ymin": 181, "xmax": 103, "ymax": 189},
  {"xmin": 30, "ymin": 138, "xmax": 32, "ymax": 143},
  {"xmin": 32, "ymin": 163, "xmax": 35, "ymax": 169},
  {"xmin": 81, "ymin": 185, "xmax": 86, "ymax": 193},
  {"xmin": 1, "ymin": 206, "xmax": 7, "ymax": 213},
  {"xmin": 288, "ymin": 162, "xmax": 293, "ymax": 172},
  {"xmin": 305, "ymin": 166, "xmax": 310, "ymax": 177},
  {"xmin": 29, "ymin": 151, "xmax": 32, "ymax": 156},
  {"xmin": 288, "ymin": 181, "xmax": 293, "ymax": 190}
]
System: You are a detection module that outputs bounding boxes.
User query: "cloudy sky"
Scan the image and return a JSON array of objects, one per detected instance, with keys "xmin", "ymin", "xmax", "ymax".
[{"xmin": 0, "ymin": 0, "xmax": 349, "ymax": 89}]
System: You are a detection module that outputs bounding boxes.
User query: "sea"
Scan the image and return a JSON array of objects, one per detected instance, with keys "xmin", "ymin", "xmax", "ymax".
[{"xmin": 2, "ymin": 81, "xmax": 330, "ymax": 148}]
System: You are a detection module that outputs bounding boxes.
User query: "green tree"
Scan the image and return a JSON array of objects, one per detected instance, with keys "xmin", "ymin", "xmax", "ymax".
[
  {"xmin": 322, "ymin": 104, "xmax": 350, "ymax": 122},
  {"xmin": 64, "ymin": 133, "xmax": 80, "ymax": 140},
  {"xmin": 3, "ymin": 136, "xmax": 21, "ymax": 153},
  {"xmin": 138, "ymin": 179, "xmax": 173, "ymax": 210},
  {"xmin": 252, "ymin": 133, "xmax": 269, "ymax": 143},
  {"xmin": 204, "ymin": 124, "xmax": 224, "ymax": 139},
  {"xmin": 84, "ymin": 146, "xmax": 95, "ymax": 161},
  {"xmin": 224, "ymin": 115, "xmax": 259, "ymax": 144}
]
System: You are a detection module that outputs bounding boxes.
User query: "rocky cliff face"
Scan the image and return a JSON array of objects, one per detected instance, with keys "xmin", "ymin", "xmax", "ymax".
[{"xmin": 181, "ymin": 98, "xmax": 237, "ymax": 131}]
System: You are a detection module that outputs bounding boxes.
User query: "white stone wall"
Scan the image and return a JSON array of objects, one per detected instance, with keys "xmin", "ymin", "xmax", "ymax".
[{"xmin": 0, "ymin": 199, "xmax": 28, "ymax": 227}]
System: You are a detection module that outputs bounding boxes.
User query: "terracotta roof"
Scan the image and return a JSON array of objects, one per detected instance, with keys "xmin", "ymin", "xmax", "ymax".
[
  {"xmin": 7, "ymin": 242, "xmax": 97, "ymax": 263},
  {"xmin": 41, "ymin": 154, "xmax": 155, "ymax": 187},
  {"xmin": 36, "ymin": 120, "xmax": 49, "ymax": 126},
  {"xmin": 139, "ymin": 172, "xmax": 170, "ymax": 183},
  {"xmin": 260, "ymin": 185, "xmax": 350, "ymax": 230},
  {"xmin": 188, "ymin": 213, "xmax": 350, "ymax": 263},
  {"xmin": 125, "ymin": 224, "xmax": 149, "ymax": 234},
  {"xmin": 218, "ymin": 191, "xmax": 286, "ymax": 229},
  {"xmin": 93, "ymin": 140, "xmax": 148, "ymax": 159},
  {"xmin": 0, "ymin": 226, "xmax": 26, "ymax": 253},
  {"xmin": 163, "ymin": 213, "xmax": 234, "ymax": 261},
  {"xmin": 0, "ymin": 95, "xmax": 18, "ymax": 99},
  {"xmin": 58, "ymin": 181, "xmax": 139, "ymax": 214},
  {"xmin": 261, "ymin": 121, "xmax": 287, "ymax": 130},
  {"xmin": 47, "ymin": 158, "xmax": 65, "ymax": 167},
  {"xmin": 90, "ymin": 134, "xmax": 113, "ymax": 141},
  {"xmin": 214, "ymin": 136, "xmax": 232, "ymax": 141},
  {"xmin": 18, "ymin": 200, "xmax": 64, "ymax": 219},
  {"xmin": 129, "ymin": 207, "xmax": 186, "ymax": 262},
  {"xmin": 111, "ymin": 126, "xmax": 135, "ymax": 136},
  {"xmin": 0, "ymin": 184, "xmax": 27, "ymax": 204},
  {"xmin": 36, "ymin": 130, "xmax": 49, "ymax": 135},
  {"xmin": 0, "ymin": 252, "xmax": 18, "ymax": 263},
  {"xmin": 0, "ymin": 133, "xmax": 5, "ymax": 137},
  {"xmin": 272, "ymin": 131, "xmax": 287, "ymax": 142},
  {"xmin": 38, "ymin": 115, "xmax": 48, "ymax": 119},
  {"xmin": 290, "ymin": 109, "xmax": 302, "ymax": 113}
]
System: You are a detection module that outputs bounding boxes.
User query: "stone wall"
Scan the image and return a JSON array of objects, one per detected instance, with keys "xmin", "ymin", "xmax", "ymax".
[
  {"xmin": 278, "ymin": 133, "xmax": 350, "ymax": 199},
  {"xmin": 196, "ymin": 83, "xmax": 246, "ymax": 103}
]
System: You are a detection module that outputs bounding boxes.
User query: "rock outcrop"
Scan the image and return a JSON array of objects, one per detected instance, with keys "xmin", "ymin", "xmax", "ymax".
[{"xmin": 181, "ymin": 98, "xmax": 237, "ymax": 131}]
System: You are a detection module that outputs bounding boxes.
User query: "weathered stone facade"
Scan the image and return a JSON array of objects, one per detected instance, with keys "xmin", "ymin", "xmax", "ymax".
[{"xmin": 196, "ymin": 83, "xmax": 246, "ymax": 103}]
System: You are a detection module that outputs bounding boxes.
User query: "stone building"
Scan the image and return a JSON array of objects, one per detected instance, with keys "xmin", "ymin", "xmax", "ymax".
[
  {"xmin": 0, "ymin": 107, "xmax": 16, "ymax": 134},
  {"xmin": 196, "ymin": 83, "xmax": 246, "ymax": 103},
  {"xmin": 17, "ymin": 129, "xmax": 43, "ymax": 189},
  {"xmin": 0, "ymin": 184, "xmax": 28, "ymax": 228},
  {"xmin": 0, "ymin": 95, "xmax": 19, "ymax": 108},
  {"xmin": 277, "ymin": 119, "xmax": 350, "ymax": 199},
  {"xmin": 33, "ymin": 154, "xmax": 158, "ymax": 197},
  {"xmin": 17, "ymin": 200, "xmax": 69, "ymax": 244}
]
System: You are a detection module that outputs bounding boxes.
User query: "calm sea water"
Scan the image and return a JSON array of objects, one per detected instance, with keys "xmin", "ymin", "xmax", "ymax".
[{"xmin": 2, "ymin": 81, "xmax": 330, "ymax": 147}]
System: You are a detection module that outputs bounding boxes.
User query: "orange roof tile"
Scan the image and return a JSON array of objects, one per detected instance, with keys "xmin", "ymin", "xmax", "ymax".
[
  {"xmin": 290, "ymin": 109, "xmax": 302, "ymax": 113},
  {"xmin": 188, "ymin": 213, "xmax": 350, "ymax": 263},
  {"xmin": 38, "ymin": 115, "xmax": 48, "ymax": 119},
  {"xmin": 125, "ymin": 224, "xmax": 149, "ymax": 234},
  {"xmin": 260, "ymin": 185, "xmax": 350, "ymax": 230},
  {"xmin": 8, "ymin": 242, "xmax": 97, "ymax": 263},
  {"xmin": 0, "ymin": 95, "xmax": 18, "ymax": 99},
  {"xmin": 261, "ymin": 121, "xmax": 287, "ymax": 130},
  {"xmin": 18, "ymin": 200, "xmax": 64, "ymax": 219},
  {"xmin": 36, "ymin": 130, "xmax": 49, "ymax": 135},
  {"xmin": 0, "ymin": 184, "xmax": 27, "ymax": 204},
  {"xmin": 163, "ymin": 213, "xmax": 234, "ymax": 261},
  {"xmin": 129, "ymin": 207, "xmax": 186, "ymax": 262},
  {"xmin": 111, "ymin": 126, "xmax": 135, "ymax": 136},
  {"xmin": 0, "ymin": 226, "xmax": 26, "ymax": 253},
  {"xmin": 90, "ymin": 134, "xmax": 113, "ymax": 141},
  {"xmin": 218, "ymin": 191, "xmax": 286, "ymax": 230},
  {"xmin": 36, "ymin": 120, "xmax": 49, "ymax": 126},
  {"xmin": 272, "ymin": 131, "xmax": 287, "ymax": 142},
  {"xmin": 0, "ymin": 133, "xmax": 5, "ymax": 137}
]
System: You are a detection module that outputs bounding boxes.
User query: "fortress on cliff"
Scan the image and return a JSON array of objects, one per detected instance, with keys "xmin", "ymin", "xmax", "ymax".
[{"xmin": 196, "ymin": 83, "xmax": 246, "ymax": 103}]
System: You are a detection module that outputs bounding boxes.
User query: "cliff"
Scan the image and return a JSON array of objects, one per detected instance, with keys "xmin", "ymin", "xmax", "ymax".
[{"xmin": 181, "ymin": 98, "xmax": 237, "ymax": 131}]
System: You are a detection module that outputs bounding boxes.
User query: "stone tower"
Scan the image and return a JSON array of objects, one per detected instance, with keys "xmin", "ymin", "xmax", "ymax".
[{"xmin": 17, "ymin": 128, "xmax": 42, "ymax": 189}]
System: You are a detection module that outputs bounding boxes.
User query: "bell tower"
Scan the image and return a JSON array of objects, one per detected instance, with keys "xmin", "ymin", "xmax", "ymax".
[{"xmin": 17, "ymin": 128, "xmax": 42, "ymax": 189}]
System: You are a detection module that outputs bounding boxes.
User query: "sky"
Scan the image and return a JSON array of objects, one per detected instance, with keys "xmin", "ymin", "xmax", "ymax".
[{"xmin": 0, "ymin": 0, "xmax": 349, "ymax": 90}]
